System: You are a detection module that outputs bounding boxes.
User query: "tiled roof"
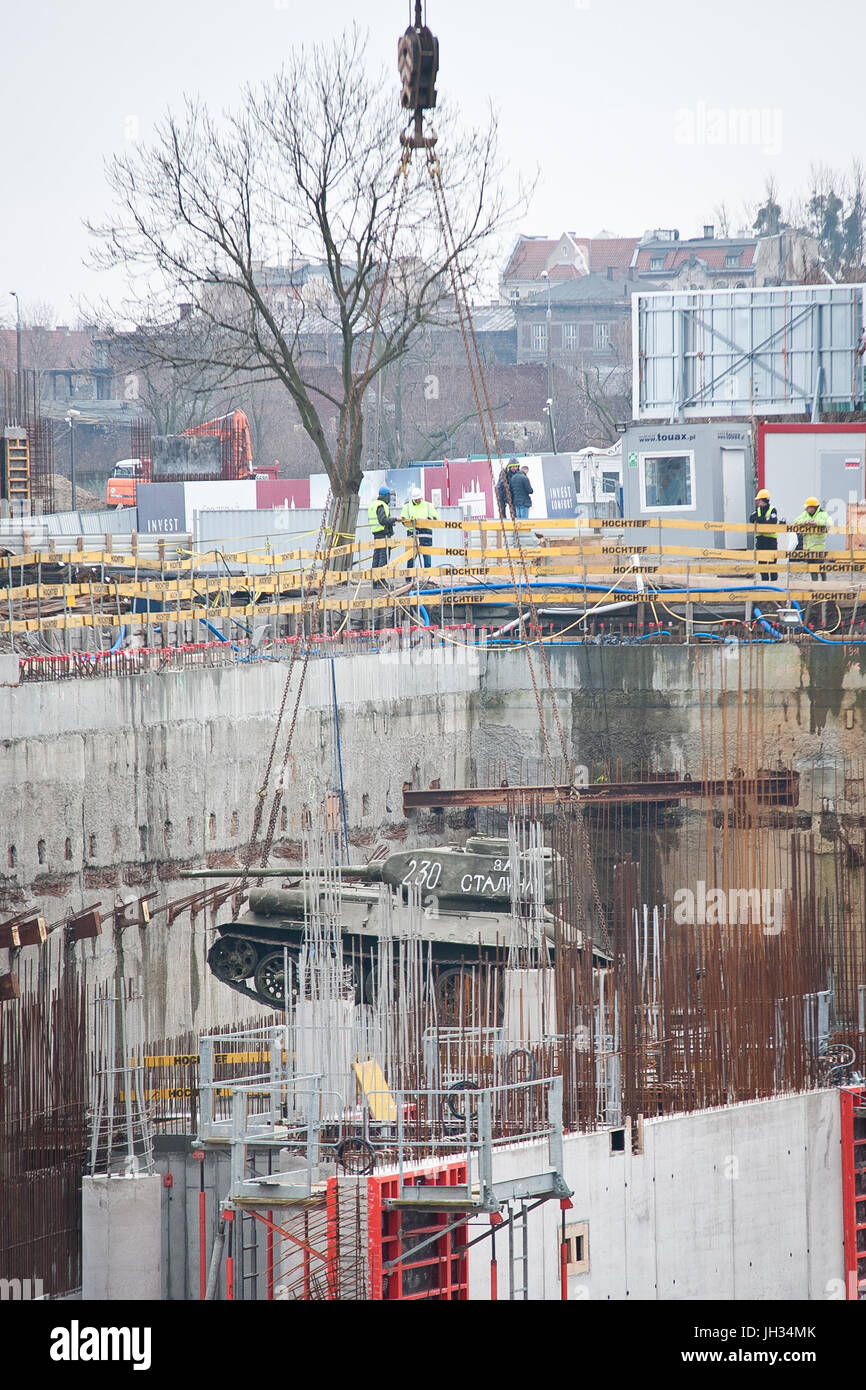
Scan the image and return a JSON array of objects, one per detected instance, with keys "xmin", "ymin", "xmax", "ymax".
[
  {"xmin": 501, "ymin": 238, "xmax": 559, "ymax": 280},
  {"xmin": 503, "ymin": 234, "xmax": 642, "ymax": 283},
  {"xmin": 634, "ymin": 241, "xmax": 757, "ymax": 272},
  {"xmin": 584, "ymin": 237, "xmax": 641, "ymax": 271}
]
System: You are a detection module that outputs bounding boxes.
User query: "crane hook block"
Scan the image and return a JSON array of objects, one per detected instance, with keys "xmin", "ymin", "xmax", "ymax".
[{"xmin": 398, "ymin": 23, "xmax": 439, "ymax": 112}]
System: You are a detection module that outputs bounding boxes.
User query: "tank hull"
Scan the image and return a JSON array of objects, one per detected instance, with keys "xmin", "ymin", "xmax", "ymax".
[{"xmin": 208, "ymin": 889, "xmax": 558, "ymax": 1010}]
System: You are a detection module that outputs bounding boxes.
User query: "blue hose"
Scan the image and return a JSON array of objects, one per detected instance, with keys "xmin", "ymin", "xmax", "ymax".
[
  {"xmin": 415, "ymin": 580, "xmax": 793, "ymax": 599},
  {"xmin": 752, "ymin": 606, "xmax": 784, "ymax": 639},
  {"xmin": 199, "ymin": 617, "xmax": 240, "ymax": 653}
]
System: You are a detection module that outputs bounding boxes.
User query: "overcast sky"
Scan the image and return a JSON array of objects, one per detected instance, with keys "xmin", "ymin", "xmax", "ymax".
[{"xmin": 3, "ymin": 0, "xmax": 863, "ymax": 323}]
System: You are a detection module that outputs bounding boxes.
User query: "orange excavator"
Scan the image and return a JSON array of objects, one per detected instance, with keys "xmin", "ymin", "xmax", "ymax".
[{"xmin": 106, "ymin": 410, "xmax": 276, "ymax": 506}]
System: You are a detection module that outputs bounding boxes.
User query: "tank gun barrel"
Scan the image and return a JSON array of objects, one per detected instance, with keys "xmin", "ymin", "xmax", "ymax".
[
  {"xmin": 178, "ymin": 868, "xmax": 288, "ymax": 879},
  {"xmin": 177, "ymin": 863, "xmax": 383, "ymax": 881}
]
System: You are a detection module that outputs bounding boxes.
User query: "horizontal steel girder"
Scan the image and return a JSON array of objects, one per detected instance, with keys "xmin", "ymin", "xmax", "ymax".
[{"xmin": 402, "ymin": 772, "xmax": 799, "ymax": 812}]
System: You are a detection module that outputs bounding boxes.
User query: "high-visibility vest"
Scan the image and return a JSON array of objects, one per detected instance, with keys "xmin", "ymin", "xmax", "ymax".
[
  {"xmin": 367, "ymin": 498, "xmax": 390, "ymax": 534},
  {"xmin": 793, "ymin": 509, "xmax": 830, "ymax": 551},
  {"xmin": 401, "ymin": 500, "xmax": 437, "ymax": 527}
]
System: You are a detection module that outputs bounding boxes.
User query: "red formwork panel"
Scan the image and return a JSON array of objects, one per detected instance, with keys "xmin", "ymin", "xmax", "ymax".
[
  {"xmin": 841, "ymin": 1085, "xmax": 866, "ymax": 1301},
  {"xmin": 367, "ymin": 1162, "xmax": 469, "ymax": 1301}
]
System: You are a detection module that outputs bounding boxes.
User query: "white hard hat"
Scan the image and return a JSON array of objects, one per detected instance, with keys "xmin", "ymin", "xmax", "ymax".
[{"xmin": 410, "ymin": 485, "xmax": 423, "ymax": 500}]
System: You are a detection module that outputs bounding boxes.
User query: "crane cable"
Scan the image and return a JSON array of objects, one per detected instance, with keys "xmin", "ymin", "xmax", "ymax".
[
  {"xmin": 425, "ymin": 148, "xmax": 607, "ymax": 936},
  {"xmin": 232, "ymin": 150, "xmax": 414, "ymax": 914}
]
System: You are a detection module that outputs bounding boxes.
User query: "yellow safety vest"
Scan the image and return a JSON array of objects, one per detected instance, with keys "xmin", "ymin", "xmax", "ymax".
[
  {"xmin": 793, "ymin": 509, "xmax": 830, "ymax": 552},
  {"xmin": 367, "ymin": 498, "xmax": 390, "ymax": 534},
  {"xmin": 401, "ymin": 500, "xmax": 437, "ymax": 529}
]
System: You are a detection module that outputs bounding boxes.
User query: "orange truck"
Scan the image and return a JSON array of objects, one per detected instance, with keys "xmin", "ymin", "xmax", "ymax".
[{"xmin": 106, "ymin": 410, "xmax": 277, "ymax": 507}]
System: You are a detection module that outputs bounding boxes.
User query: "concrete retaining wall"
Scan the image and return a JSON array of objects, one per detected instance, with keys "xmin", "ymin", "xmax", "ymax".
[
  {"xmin": 148, "ymin": 1087, "xmax": 843, "ymax": 1301},
  {"xmin": 82, "ymin": 1175, "xmax": 162, "ymax": 1300},
  {"xmin": 2, "ymin": 643, "xmax": 866, "ymax": 1035},
  {"xmin": 469, "ymin": 1088, "xmax": 843, "ymax": 1300}
]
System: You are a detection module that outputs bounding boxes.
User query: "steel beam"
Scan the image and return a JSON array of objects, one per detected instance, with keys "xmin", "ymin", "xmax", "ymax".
[{"xmin": 402, "ymin": 771, "xmax": 799, "ymax": 813}]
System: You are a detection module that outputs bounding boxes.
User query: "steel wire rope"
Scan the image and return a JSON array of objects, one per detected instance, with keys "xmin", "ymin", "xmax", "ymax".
[
  {"xmin": 430, "ymin": 157, "xmax": 573, "ymax": 771},
  {"xmin": 426, "ymin": 150, "xmax": 608, "ymax": 934},
  {"xmin": 256, "ymin": 155, "xmax": 413, "ymax": 871},
  {"xmin": 231, "ymin": 150, "xmax": 414, "ymax": 913},
  {"xmin": 426, "ymin": 152, "xmax": 560, "ymax": 778}
]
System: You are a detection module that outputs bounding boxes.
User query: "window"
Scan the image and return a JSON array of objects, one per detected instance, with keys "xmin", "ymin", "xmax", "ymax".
[
  {"xmin": 572, "ymin": 468, "xmax": 582, "ymax": 496},
  {"xmin": 725, "ymin": 252, "xmax": 740, "ymax": 267},
  {"xmin": 650, "ymin": 254, "xmax": 665, "ymax": 270},
  {"xmin": 602, "ymin": 471, "xmax": 619, "ymax": 494},
  {"xmin": 509, "ymin": 288, "xmax": 520, "ymax": 305},
  {"xmin": 594, "ymin": 322, "xmax": 611, "ymax": 353},
  {"xmin": 531, "ymin": 322, "xmax": 547, "ymax": 353},
  {"xmin": 563, "ymin": 323, "xmax": 579, "ymax": 352},
  {"xmin": 563, "ymin": 1222, "xmax": 590, "ymax": 1276},
  {"xmin": 639, "ymin": 451, "xmax": 696, "ymax": 511}
]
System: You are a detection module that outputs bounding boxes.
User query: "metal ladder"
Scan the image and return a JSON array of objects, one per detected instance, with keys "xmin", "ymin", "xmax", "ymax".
[
  {"xmin": 1, "ymin": 429, "xmax": 30, "ymax": 510},
  {"xmin": 238, "ymin": 1209, "xmax": 261, "ymax": 1300},
  {"xmin": 508, "ymin": 1201, "xmax": 530, "ymax": 1300}
]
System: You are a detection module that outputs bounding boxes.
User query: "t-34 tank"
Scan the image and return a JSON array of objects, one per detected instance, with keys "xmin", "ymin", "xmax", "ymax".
[{"xmin": 204, "ymin": 837, "xmax": 560, "ymax": 1011}]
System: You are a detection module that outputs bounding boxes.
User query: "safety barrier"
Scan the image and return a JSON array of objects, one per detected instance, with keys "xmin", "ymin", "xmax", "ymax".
[{"xmin": 4, "ymin": 513, "xmax": 865, "ymax": 640}]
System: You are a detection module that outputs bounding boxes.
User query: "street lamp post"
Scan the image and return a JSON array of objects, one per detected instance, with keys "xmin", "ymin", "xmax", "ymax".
[
  {"xmin": 540, "ymin": 271, "xmax": 556, "ymax": 452},
  {"xmin": 66, "ymin": 409, "xmax": 81, "ymax": 511},
  {"xmin": 9, "ymin": 291, "xmax": 22, "ymax": 419},
  {"xmin": 544, "ymin": 397, "xmax": 558, "ymax": 454}
]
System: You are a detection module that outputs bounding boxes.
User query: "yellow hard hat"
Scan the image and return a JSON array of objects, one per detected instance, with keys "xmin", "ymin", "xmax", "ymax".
[
  {"xmin": 805, "ymin": 496, "xmax": 819, "ymax": 508},
  {"xmin": 755, "ymin": 489, "xmax": 770, "ymax": 500}
]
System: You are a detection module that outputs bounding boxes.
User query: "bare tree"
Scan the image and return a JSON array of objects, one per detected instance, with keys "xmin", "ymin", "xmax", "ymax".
[
  {"xmin": 90, "ymin": 27, "xmax": 515, "ymax": 541},
  {"xmin": 565, "ymin": 323, "xmax": 632, "ymax": 446},
  {"xmin": 103, "ymin": 318, "xmax": 231, "ymax": 435},
  {"xmin": 752, "ymin": 176, "xmax": 783, "ymax": 237},
  {"xmin": 713, "ymin": 202, "xmax": 731, "ymax": 238},
  {"xmin": 22, "ymin": 300, "xmax": 57, "ymax": 331}
]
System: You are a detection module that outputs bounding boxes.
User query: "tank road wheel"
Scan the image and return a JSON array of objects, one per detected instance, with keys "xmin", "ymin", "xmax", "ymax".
[
  {"xmin": 253, "ymin": 950, "xmax": 299, "ymax": 1009},
  {"xmin": 362, "ymin": 961, "xmax": 398, "ymax": 1007},
  {"xmin": 434, "ymin": 966, "xmax": 477, "ymax": 1026},
  {"xmin": 207, "ymin": 937, "xmax": 258, "ymax": 983}
]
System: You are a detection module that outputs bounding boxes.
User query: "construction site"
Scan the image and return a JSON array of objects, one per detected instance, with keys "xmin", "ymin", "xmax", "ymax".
[{"xmin": 2, "ymin": 4, "xmax": 866, "ymax": 1321}]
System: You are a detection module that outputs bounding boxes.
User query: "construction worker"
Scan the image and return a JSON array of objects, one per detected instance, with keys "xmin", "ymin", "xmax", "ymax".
[
  {"xmin": 367, "ymin": 486, "xmax": 393, "ymax": 587},
  {"xmin": 793, "ymin": 496, "xmax": 830, "ymax": 582},
  {"xmin": 400, "ymin": 485, "xmax": 438, "ymax": 569},
  {"xmin": 749, "ymin": 487, "xmax": 779, "ymax": 581},
  {"xmin": 496, "ymin": 458, "xmax": 533, "ymax": 519}
]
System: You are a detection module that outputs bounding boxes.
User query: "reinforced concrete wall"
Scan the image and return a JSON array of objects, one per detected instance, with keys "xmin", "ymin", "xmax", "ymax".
[
  {"xmin": 147, "ymin": 1087, "xmax": 842, "ymax": 1301},
  {"xmin": 2, "ymin": 643, "xmax": 866, "ymax": 1035},
  {"xmin": 469, "ymin": 1088, "xmax": 843, "ymax": 1300},
  {"xmin": 82, "ymin": 1174, "xmax": 162, "ymax": 1300}
]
